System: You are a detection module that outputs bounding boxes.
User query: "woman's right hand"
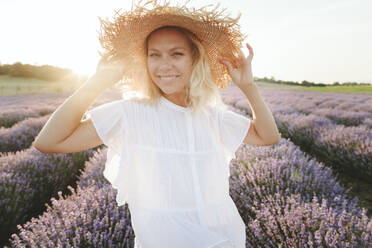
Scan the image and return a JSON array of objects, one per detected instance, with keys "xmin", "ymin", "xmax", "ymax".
[{"xmin": 93, "ymin": 55, "xmax": 126, "ymax": 89}]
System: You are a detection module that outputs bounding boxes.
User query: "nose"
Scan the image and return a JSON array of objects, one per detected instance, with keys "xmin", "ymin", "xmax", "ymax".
[{"xmin": 158, "ymin": 56, "xmax": 173, "ymax": 70}]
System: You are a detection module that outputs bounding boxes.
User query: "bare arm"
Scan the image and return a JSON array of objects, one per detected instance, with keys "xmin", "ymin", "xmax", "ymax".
[
  {"xmin": 33, "ymin": 77, "xmax": 105, "ymax": 153},
  {"xmin": 242, "ymin": 83, "xmax": 281, "ymax": 146},
  {"xmin": 220, "ymin": 43, "xmax": 280, "ymax": 146},
  {"xmin": 33, "ymin": 56, "xmax": 126, "ymax": 153}
]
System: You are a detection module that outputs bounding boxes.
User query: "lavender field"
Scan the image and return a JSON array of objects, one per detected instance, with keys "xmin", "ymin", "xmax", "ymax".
[{"xmin": 1, "ymin": 86, "xmax": 371, "ymax": 247}]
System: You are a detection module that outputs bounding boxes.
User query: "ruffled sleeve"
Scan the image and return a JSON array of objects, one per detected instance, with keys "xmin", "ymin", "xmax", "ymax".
[
  {"xmin": 84, "ymin": 100, "xmax": 125, "ymax": 155},
  {"xmin": 217, "ymin": 107, "xmax": 251, "ymax": 162},
  {"xmin": 84, "ymin": 99, "xmax": 130, "ymax": 206}
]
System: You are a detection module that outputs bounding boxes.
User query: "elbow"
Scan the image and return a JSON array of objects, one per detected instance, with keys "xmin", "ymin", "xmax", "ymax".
[
  {"xmin": 271, "ymin": 137, "xmax": 280, "ymax": 145},
  {"xmin": 271, "ymin": 134, "xmax": 281, "ymax": 145},
  {"xmin": 32, "ymin": 140, "xmax": 54, "ymax": 154},
  {"xmin": 264, "ymin": 135, "xmax": 281, "ymax": 146},
  {"xmin": 33, "ymin": 143, "xmax": 48, "ymax": 154}
]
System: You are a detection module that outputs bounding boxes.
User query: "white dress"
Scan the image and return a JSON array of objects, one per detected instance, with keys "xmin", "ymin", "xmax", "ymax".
[{"xmin": 85, "ymin": 95, "xmax": 251, "ymax": 248}]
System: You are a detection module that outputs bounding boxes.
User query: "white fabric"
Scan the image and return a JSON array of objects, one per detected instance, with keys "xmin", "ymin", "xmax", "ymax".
[{"xmin": 85, "ymin": 95, "xmax": 251, "ymax": 248}]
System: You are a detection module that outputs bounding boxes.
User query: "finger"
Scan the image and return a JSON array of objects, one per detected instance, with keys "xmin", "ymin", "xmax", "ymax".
[
  {"xmin": 246, "ymin": 43, "xmax": 254, "ymax": 58},
  {"xmin": 237, "ymin": 48, "xmax": 246, "ymax": 65},
  {"xmin": 219, "ymin": 59, "xmax": 234, "ymax": 72},
  {"xmin": 235, "ymin": 47, "xmax": 248, "ymax": 66}
]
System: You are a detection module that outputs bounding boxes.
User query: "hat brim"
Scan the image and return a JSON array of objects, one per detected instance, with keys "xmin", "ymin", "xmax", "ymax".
[{"xmin": 98, "ymin": 0, "xmax": 247, "ymax": 88}]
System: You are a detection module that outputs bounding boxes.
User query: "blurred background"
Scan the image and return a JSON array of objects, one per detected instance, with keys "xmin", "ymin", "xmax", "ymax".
[
  {"xmin": 1, "ymin": 1, "xmax": 372, "ymax": 247},
  {"xmin": 0, "ymin": 0, "xmax": 371, "ymax": 95}
]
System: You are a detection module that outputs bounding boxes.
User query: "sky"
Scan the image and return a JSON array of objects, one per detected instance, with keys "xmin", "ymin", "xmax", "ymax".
[{"xmin": 0, "ymin": 0, "xmax": 371, "ymax": 84}]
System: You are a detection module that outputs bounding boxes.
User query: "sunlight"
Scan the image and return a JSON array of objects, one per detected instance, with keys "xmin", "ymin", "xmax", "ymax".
[
  {"xmin": 70, "ymin": 62, "xmax": 97, "ymax": 78},
  {"xmin": 1, "ymin": 0, "xmax": 371, "ymax": 84}
]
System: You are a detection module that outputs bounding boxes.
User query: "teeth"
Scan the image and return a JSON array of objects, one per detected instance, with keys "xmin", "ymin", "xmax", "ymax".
[{"xmin": 160, "ymin": 76, "xmax": 178, "ymax": 79}]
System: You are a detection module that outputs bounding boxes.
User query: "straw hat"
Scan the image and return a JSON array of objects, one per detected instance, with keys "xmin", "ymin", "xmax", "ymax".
[{"xmin": 97, "ymin": 0, "xmax": 247, "ymax": 88}]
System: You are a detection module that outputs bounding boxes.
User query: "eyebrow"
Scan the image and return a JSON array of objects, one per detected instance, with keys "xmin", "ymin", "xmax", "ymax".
[{"xmin": 148, "ymin": 47, "xmax": 186, "ymax": 52}]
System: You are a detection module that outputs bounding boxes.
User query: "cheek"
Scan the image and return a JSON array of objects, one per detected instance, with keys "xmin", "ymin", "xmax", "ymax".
[
  {"xmin": 146, "ymin": 62, "xmax": 156, "ymax": 77},
  {"xmin": 178, "ymin": 59, "xmax": 193, "ymax": 73}
]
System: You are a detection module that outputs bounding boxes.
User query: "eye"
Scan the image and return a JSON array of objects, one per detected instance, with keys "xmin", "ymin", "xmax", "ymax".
[
  {"xmin": 149, "ymin": 53, "xmax": 158, "ymax": 57},
  {"xmin": 173, "ymin": 52, "xmax": 183, "ymax": 56}
]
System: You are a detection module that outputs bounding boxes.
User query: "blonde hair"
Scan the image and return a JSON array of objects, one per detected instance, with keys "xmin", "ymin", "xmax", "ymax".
[{"xmin": 118, "ymin": 25, "xmax": 228, "ymax": 113}]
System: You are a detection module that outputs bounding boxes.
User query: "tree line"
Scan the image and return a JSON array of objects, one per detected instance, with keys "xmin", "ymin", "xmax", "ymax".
[
  {"xmin": 1, "ymin": 62, "xmax": 370, "ymax": 86},
  {"xmin": 255, "ymin": 76, "xmax": 371, "ymax": 87},
  {"xmin": 0, "ymin": 62, "xmax": 87, "ymax": 83}
]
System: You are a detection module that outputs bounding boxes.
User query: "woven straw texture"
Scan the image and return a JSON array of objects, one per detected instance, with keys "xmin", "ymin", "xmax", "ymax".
[{"xmin": 98, "ymin": 0, "xmax": 247, "ymax": 88}]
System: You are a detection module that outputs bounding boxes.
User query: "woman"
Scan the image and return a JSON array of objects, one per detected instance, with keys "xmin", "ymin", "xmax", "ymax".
[{"xmin": 33, "ymin": 0, "xmax": 280, "ymax": 247}]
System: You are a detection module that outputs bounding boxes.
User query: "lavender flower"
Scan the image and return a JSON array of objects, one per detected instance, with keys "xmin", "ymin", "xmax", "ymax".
[
  {"xmin": 10, "ymin": 185, "xmax": 134, "ymax": 248},
  {"xmin": 0, "ymin": 147, "xmax": 94, "ymax": 245}
]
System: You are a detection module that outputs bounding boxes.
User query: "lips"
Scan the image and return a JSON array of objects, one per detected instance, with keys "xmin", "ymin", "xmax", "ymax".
[
  {"xmin": 158, "ymin": 75, "xmax": 179, "ymax": 78},
  {"xmin": 158, "ymin": 75, "xmax": 180, "ymax": 81}
]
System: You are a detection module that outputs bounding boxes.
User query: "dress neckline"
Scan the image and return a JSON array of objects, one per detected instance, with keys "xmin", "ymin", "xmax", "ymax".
[{"xmin": 160, "ymin": 95, "xmax": 190, "ymax": 112}]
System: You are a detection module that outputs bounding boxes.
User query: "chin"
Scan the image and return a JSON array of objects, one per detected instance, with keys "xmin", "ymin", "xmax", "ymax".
[
  {"xmin": 160, "ymin": 88, "xmax": 175, "ymax": 95},
  {"xmin": 160, "ymin": 86, "xmax": 183, "ymax": 95}
]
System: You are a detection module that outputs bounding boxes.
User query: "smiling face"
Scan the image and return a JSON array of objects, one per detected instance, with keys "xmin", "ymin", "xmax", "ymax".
[{"xmin": 146, "ymin": 27, "xmax": 194, "ymax": 103}]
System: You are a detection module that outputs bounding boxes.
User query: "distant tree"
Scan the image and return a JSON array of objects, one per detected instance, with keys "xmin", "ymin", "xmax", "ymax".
[{"xmin": 0, "ymin": 62, "xmax": 80, "ymax": 83}]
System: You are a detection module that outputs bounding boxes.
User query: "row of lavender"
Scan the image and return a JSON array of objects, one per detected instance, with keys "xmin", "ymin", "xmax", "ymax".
[
  {"xmin": 222, "ymin": 87, "xmax": 372, "ymax": 180},
  {"xmin": 272, "ymin": 89, "xmax": 372, "ymax": 127},
  {"xmin": 3, "ymin": 89, "xmax": 371, "ymax": 180},
  {"xmin": 0, "ymin": 91, "xmax": 122, "ymax": 153},
  {"xmin": 0, "ymin": 114, "xmax": 52, "ymax": 153},
  {"xmin": 2, "ymin": 88, "xmax": 371, "ymax": 131},
  {"xmin": 221, "ymin": 87, "xmax": 372, "ymax": 128},
  {"xmin": 0, "ymin": 92, "xmax": 68, "ymax": 128},
  {"xmin": 0, "ymin": 111, "xmax": 95, "ymax": 245},
  {"xmin": 0, "ymin": 146, "xmax": 95, "ymax": 245},
  {"xmin": 10, "ymin": 137, "xmax": 372, "ymax": 247},
  {"xmin": 1, "ymin": 88, "xmax": 371, "ymax": 247},
  {"xmin": 0, "ymin": 90, "xmax": 122, "ymax": 129},
  {"xmin": 0, "ymin": 90, "xmax": 123, "ymax": 246}
]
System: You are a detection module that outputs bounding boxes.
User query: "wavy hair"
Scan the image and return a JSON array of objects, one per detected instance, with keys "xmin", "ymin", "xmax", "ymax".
[{"xmin": 118, "ymin": 25, "xmax": 228, "ymax": 113}]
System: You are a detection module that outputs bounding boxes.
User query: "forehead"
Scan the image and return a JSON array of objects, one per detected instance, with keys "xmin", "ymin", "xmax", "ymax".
[{"xmin": 147, "ymin": 28, "xmax": 191, "ymax": 49}]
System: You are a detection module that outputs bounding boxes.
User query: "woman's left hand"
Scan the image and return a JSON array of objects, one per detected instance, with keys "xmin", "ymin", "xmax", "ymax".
[{"xmin": 219, "ymin": 42, "xmax": 254, "ymax": 88}]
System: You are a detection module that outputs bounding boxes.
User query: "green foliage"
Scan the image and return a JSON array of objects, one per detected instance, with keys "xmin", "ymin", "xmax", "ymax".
[
  {"xmin": 0, "ymin": 62, "xmax": 77, "ymax": 82},
  {"xmin": 255, "ymin": 76, "xmax": 371, "ymax": 87}
]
